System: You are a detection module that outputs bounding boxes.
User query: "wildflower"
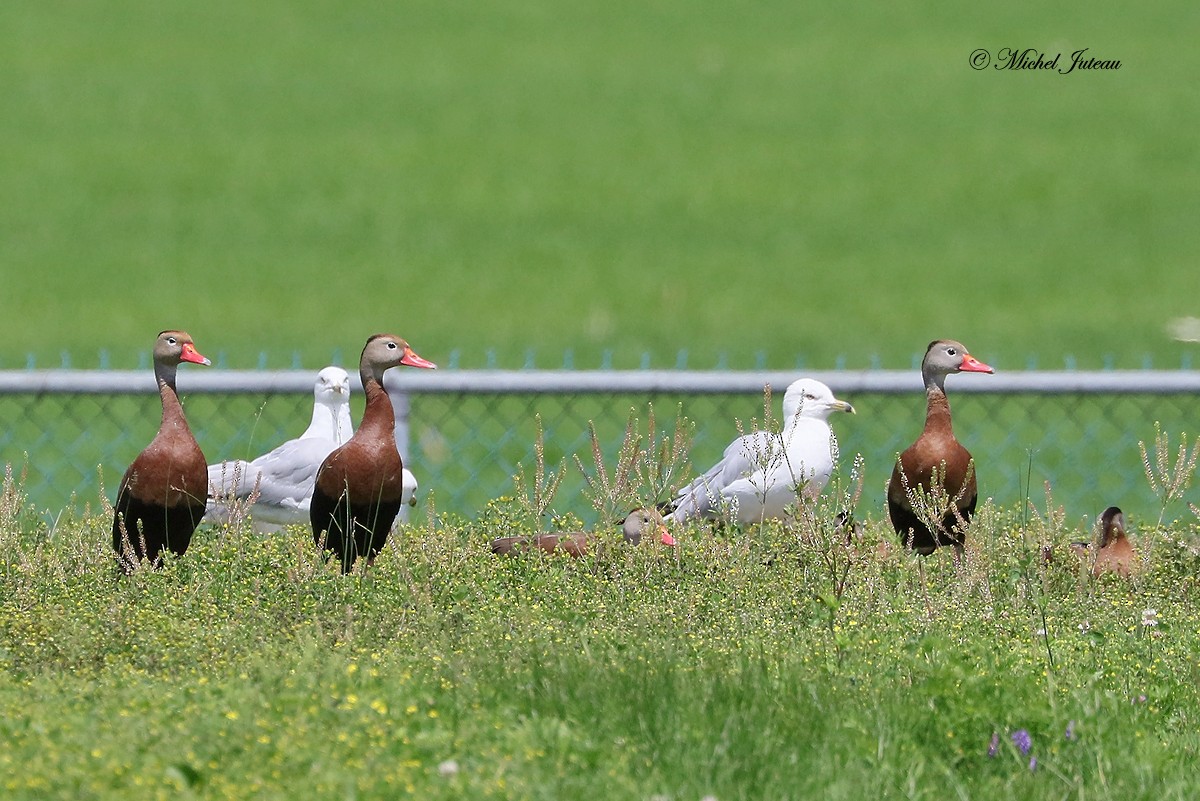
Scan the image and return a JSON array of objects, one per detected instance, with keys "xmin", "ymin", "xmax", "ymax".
[
  {"xmin": 1077, "ymin": 621, "xmax": 1090, "ymax": 633},
  {"xmin": 1029, "ymin": 756, "xmax": 1038, "ymax": 771},
  {"xmin": 1011, "ymin": 729, "xmax": 1032, "ymax": 756},
  {"xmin": 1064, "ymin": 720, "xmax": 1076, "ymax": 740},
  {"xmin": 1141, "ymin": 609, "xmax": 1158, "ymax": 628},
  {"xmin": 438, "ymin": 760, "xmax": 459, "ymax": 778},
  {"xmin": 987, "ymin": 732, "xmax": 1000, "ymax": 757}
]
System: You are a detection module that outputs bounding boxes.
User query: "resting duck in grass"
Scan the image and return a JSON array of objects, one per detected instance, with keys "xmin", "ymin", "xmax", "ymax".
[
  {"xmin": 667, "ymin": 378, "xmax": 855, "ymax": 525},
  {"xmin": 310, "ymin": 334, "xmax": 436, "ymax": 573},
  {"xmin": 1070, "ymin": 506, "xmax": 1137, "ymax": 577},
  {"xmin": 887, "ymin": 340, "xmax": 993, "ymax": 558},
  {"xmin": 112, "ymin": 330, "xmax": 211, "ymax": 572},
  {"xmin": 491, "ymin": 508, "xmax": 676, "ymax": 557}
]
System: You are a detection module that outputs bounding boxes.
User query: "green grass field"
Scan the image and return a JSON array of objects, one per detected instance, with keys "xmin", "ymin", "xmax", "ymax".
[
  {"xmin": 3, "ymin": 2, "xmax": 1200, "ymax": 798},
  {"xmin": 4, "ymin": 469, "xmax": 1200, "ymax": 799},
  {"xmin": 1, "ymin": 1, "xmax": 1197, "ymax": 370}
]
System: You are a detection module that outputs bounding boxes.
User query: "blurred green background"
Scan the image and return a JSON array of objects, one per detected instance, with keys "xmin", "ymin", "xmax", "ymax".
[{"xmin": 1, "ymin": 1, "xmax": 1196, "ymax": 371}]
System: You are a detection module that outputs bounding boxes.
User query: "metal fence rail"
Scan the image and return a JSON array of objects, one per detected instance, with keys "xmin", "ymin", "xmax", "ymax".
[{"xmin": 2, "ymin": 369, "xmax": 1198, "ymax": 527}]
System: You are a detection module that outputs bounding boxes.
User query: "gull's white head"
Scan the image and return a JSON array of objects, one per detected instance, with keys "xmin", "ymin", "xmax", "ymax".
[
  {"xmin": 315, "ymin": 366, "xmax": 352, "ymax": 404},
  {"xmin": 780, "ymin": 379, "xmax": 856, "ymax": 423},
  {"xmin": 306, "ymin": 366, "xmax": 355, "ymax": 445}
]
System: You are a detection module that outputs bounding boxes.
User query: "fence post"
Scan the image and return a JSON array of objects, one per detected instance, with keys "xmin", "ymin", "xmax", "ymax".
[{"xmin": 392, "ymin": 390, "xmax": 412, "ymax": 523}]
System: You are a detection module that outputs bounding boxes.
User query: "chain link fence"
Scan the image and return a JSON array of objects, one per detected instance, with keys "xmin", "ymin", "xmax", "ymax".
[{"xmin": 2, "ymin": 369, "xmax": 1199, "ymax": 528}]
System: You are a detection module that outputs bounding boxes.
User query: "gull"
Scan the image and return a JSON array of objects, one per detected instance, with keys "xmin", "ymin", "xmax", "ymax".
[
  {"xmin": 205, "ymin": 366, "xmax": 356, "ymax": 532},
  {"xmin": 668, "ymin": 378, "xmax": 855, "ymax": 524}
]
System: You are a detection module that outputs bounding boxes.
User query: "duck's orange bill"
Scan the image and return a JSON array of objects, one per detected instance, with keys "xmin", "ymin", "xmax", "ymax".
[
  {"xmin": 960, "ymin": 354, "xmax": 994, "ymax": 373},
  {"xmin": 180, "ymin": 343, "xmax": 212, "ymax": 366},
  {"xmin": 401, "ymin": 347, "xmax": 438, "ymax": 369},
  {"xmin": 658, "ymin": 526, "xmax": 677, "ymax": 547}
]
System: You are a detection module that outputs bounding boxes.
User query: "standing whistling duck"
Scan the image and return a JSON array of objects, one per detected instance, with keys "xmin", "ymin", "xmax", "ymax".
[
  {"xmin": 1070, "ymin": 506, "xmax": 1137, "ymax": 577},
  {"xmin": 112, "ymin": 330, "xmax": 211, "ymax": 572},
  {"xmin": 888, "ymin": 340, "xmax": 993, "ymax": 557},
  {"xmin": 668, "ymin": 378, "xmax": 855, "ymax": 524},
  {"xmin": 490, "ymin": 508, "xmax": 676, "ymax": 557},
  {"xmin": 310, "ymin": 334, "xmax": 436, "ymax": 573}
]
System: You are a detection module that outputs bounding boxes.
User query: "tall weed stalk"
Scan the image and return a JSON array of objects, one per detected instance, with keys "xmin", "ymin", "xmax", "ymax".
[
  {"xmin": 574, "ymin": 403, "xmax": 691, "ymax": 523},
  {"xmin": 1140, "ymin": 422, "xmax": 1198, "ymax": 529},
  {"xmin": 512, "ymin": 413, "xmax": 567, "ymax": 531}
]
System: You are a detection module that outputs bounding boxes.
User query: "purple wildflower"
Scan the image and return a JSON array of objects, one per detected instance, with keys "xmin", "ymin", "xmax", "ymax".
[
  {"xmin": 1011, "ymin": 729, "xmax": 1032, "ymax": 756},
  {"xmin": 1064, "ymin": 720, "xmax": 1076, "ymax": 740},
  {"xmin": 987, "ymin": 731, "xmax": 1000, "ymax": 757},
  {"xmin": 1029, "ymin": 756, "xmax": 1038, "ymax": 771}
]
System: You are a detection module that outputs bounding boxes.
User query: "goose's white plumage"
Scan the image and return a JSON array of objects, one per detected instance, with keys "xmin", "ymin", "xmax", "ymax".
[
  {"xmin": 669, "ymin": 379, "xmax": 855, "ymax": 524},
  {"xmin": 205, "ymin": 366, "xmax": 356, "ymax": 532}
]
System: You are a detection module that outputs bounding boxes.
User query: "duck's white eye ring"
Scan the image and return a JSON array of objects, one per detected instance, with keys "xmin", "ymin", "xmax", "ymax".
[
  {"xmin": 386, "ymin": 341, "xmax": 398, "ymax": 349},
  {"xmin": 946, "ymin": 347, "xmax": 957, "ymax": 356}
]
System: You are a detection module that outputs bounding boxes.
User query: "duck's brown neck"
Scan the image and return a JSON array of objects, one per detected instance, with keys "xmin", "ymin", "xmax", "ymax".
[
  {"xmin": 358, "ymin": 371, "xmax": 395, "ymax": 439},
  {"xmin": 155, "ymin": 362, "xmax": 188, "ymax": 431},
  {"xmin": 922, "ymin": 383, "xmax": 954, "ymax": 437}
]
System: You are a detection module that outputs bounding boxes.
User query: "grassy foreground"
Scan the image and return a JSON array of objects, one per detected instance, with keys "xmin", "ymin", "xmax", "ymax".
[{"xmin": 3, "ymin": 470, "xmax": 1200, "ymax": 800}]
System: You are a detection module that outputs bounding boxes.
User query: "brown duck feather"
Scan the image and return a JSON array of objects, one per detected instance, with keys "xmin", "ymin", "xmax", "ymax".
[
  {"xmin": 310, "ymin": 334, "xmax": 436, "ymax": 573},
  {"xmin": 490, "ymin": 508, "xmax": 675, "ymax": 557},
  {"xmin": 112, "ymin": 331, "xmax": 210, "ymax": 572},
  {"xmin": 887, "ymin": 340, "xmax": 993, "ymax": 556},
  {"xmin": 1070, "ymin": 506, "xmax": 1137, "ymax": 577}
]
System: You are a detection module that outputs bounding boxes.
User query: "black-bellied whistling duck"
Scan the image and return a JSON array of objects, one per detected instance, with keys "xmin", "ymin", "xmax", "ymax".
[
  {"xmin": 1070, "ymin": 506, "xmax": 1137, "ymax": 577},
  {"xmin": 888, "ymin": 340, "xmax": 993, "ymax": 557},
  {"xmin": 310, "ymin": 334, "xmax": 436, "ymax": 573},
  {"xmin": 112, "ymin": 330, "xmax": 211, "ymax": 572},
  {"xmin": 490, "ymin": 508, "xmax": 676, "ymax": 557}
]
